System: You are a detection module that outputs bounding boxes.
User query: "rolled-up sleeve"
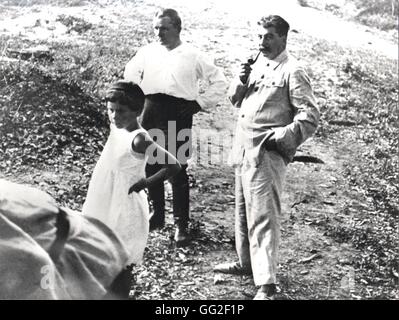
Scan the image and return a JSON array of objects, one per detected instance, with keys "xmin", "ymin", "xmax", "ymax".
[
  {"xmin": 273, "ymin": 67, "xmax": 320, "ymax": 160},
  {"xmin": 123, "ymin": 48, "xmax": 145, "ymax": 84},
  {"xmin": 195, "ymin": 54, "xmax": 228, "ymax": 111}
]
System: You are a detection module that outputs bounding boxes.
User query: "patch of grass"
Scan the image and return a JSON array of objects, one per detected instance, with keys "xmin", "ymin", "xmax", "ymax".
[
  {"xmin": 349, "ymin": 0, "xmax": 398, "ymax": 30},
  {"xmin": 356, "ymin": 12, "xmax": 398, "ymax": 30},
  {"xmin": 1, "ymin": 0, "xmax": 90, "ymax": 6},
  {"xmin": 291, "ymin": 27, "xmax": 398, "ymax": 298},
  {"xmin": 325, "ymin": 220, "xmax": 398, "ymax": 298},
  {"xmin": 297, "ymin": 0, "xmax": 398, "ymax": 31},
  {"xmin": 56, "ymin": 14, "xmax": 93, "ymax": 33},
  {"xmin": 355, "ymin": 0, "xmax": 398, "ymax": 17},
  {"xmin": 355, "ymin": 0, "xmax": 398, "ymax": 30},
  {"xmin": 297, "ymin": 0, "xmax": 311, "ymax": 7}
]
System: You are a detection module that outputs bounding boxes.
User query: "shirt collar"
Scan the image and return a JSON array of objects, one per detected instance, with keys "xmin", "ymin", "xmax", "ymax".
[
  {"xmin": 156, "ymin": 41, "xmax": 185, "ymax": 52},
  {"xmin": 267, "ymin": 50, "xmax": 288, "ymax": 70}
]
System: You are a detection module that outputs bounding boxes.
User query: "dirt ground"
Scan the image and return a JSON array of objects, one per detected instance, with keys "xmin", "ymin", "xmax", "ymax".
[{"xmin": 0, "ymin": 0, "xmax": 397, "ymax": 300}]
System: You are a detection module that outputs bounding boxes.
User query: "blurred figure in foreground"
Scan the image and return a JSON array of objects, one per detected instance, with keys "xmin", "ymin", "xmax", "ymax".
[{"xmin": 0, "ymin": 179, "xmax": 130, "ymax": 299}]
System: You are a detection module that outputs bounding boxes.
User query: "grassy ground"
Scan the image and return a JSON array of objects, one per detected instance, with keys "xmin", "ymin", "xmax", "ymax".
[
  {"xmin": 0, "ymin": 0, "xmax": 398, "ymax": 299},
  {"xmin": 298, "ymin": 0, "xmax": 398, "ymax": 31}
]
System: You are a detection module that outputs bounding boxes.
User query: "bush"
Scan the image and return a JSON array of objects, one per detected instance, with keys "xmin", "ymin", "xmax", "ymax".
[
  {"xmin": 355, "ymin": 0, "xmax": 398, "ymax": 17},
  {"xmin": 354, "ymin": 0, "xmax": 398, "ymax": 29},
  {"xmin": 356, "ymin": 12, "xmax": 398, "ymax": 30},
  {"xmin": 296, "ymin": 0, "xmax": 398, "ymax": 31}
]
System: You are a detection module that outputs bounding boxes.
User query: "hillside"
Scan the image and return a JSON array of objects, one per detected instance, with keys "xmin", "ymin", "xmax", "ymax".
[{"xmin": 0, "ymin": 0, "xmax": 398, "ymax": 299}]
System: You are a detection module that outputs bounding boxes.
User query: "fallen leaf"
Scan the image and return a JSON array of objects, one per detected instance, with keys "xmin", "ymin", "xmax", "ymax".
[
  {"xmin": 213, "ymin": 274, "xmax": 225, "ymax": 285},
  {"xmin": 299, "ymin": 253, "xmax": 322, "ymax": 263}
]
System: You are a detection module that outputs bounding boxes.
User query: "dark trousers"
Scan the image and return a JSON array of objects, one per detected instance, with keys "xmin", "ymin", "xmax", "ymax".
[
  {"xmin": 146, "ymin": 163, "xmax": 189, "ymax": 228},
  {"xmin": 141, "ymin": 94, "xmax": 195, "ymax": 228}
]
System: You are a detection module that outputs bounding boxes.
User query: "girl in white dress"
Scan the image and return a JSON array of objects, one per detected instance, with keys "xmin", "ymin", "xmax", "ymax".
[{"xmin": 82, "ymin": 81, "xmax": 181, "ymax": 268}]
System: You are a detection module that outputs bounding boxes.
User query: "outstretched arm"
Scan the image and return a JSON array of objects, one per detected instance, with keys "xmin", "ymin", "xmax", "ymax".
[{"xmin": 128, "ymin": 132, "xmax": 181, "ymax": 194}]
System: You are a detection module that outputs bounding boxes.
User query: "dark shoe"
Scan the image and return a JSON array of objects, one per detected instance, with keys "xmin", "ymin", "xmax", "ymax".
[
  {"xmin": 149, "ymin": 219, "xmax": 164, "ymax": 231},
  {"xmin": 213, "ymin": 262, "xmax": 252, "ymax": 276},
  {"xmin": 174, "ymin": 226, "xmax": 190, "ymax": 247}
]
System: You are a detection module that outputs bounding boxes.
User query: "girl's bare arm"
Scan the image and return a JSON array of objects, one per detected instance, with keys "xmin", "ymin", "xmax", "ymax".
[{"xmin": 128, "ymin": 132, "xmax": 181, "ymax": 193}]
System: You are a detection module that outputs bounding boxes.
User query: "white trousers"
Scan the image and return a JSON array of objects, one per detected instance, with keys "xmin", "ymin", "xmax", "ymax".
[{"xmin": 235, "ymin": 150, "xmax": 287, "ymax": 285}]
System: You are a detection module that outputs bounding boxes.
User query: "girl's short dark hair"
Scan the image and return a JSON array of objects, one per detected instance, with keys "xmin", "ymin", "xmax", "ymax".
[{"xmin": 105, "ymin": 81, "xmax": 144, "ymax": 112}]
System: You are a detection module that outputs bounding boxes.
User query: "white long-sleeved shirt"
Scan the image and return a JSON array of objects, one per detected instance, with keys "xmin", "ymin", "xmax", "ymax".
[{"xmin": 123, "ymin": 42, "xmax": 227, "ymax": 111}]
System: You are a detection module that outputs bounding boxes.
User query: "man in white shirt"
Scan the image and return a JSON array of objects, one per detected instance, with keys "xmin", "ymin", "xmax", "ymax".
[{"xmin": 124, "ymin": 8, "xmax": 227, "ymax": 246}]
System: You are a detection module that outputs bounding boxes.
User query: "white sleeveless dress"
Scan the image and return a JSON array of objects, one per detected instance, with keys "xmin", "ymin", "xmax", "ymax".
[{"xmin": 82, "ymin": 125, "xmax": 149, "ymax": 265}]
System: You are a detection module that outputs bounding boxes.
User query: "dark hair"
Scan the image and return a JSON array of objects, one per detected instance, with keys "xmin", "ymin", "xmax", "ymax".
[
  {"xmin": 258, "ymin": 15, "xmax": 290, "ymax": 37},
  {"xmin": 155, "ymin": 8, "xmax": 182, "ymax": 32},
  {"xmin": 105, "ymin": 80, "xmax": 144, "ymax": 112}
]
